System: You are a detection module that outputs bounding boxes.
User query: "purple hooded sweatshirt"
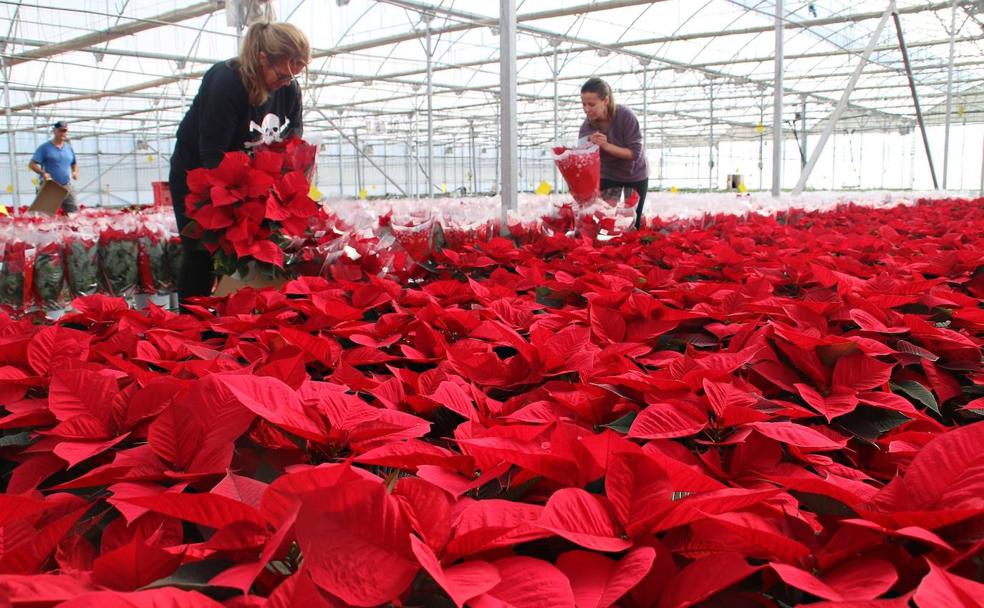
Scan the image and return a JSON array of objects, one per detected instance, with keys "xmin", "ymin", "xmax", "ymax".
[{"xmin": 579, "ymin": 104, "xmax": 649, "ymax": 183}]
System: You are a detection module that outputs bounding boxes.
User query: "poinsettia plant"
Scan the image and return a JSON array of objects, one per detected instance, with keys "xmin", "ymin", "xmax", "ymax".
[
  {"xmin": 182, "ymin": 136, "xmax": 320, "ymax": 279},
  {"xmin": 0, "ymin": 197, "xmax": 982, "ymax": 606}
]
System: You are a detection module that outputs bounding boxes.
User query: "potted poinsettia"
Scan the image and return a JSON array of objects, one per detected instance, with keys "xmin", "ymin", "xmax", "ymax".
[{"xmin": 182, "ymin": 136, "xmax": 319, "ymax": 295}]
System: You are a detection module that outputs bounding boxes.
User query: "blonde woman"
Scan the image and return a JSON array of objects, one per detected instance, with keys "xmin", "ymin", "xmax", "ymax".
[
  {"xmin": 579, "ymin": 77, "xmax": 650, "ymax": 228},
  {"xmin": 169, "ymin": 21, "xmax": 310, "ymax": 302}
]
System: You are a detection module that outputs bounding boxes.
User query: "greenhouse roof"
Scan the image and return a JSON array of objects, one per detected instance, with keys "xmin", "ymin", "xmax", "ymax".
[{"xmin": 3, "ymin": 0, "xmax": 984, "ymax": 150}]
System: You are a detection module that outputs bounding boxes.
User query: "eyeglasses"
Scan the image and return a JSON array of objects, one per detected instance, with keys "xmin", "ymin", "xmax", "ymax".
[
  {"xmin": 56, "ymin": 128, "xmax": 68, "ymax": 133},
  {"xmin": 266, "ymin": 55, "xmax": 308, "ymax": 83},
  {"xmin": 272, "ymin": 66, "xmax": 297, "ymax": 83}
]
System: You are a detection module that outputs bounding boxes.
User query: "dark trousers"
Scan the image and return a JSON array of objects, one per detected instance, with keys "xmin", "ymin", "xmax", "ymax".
[
  {"xmin": 169, "ymin": 174, "xmax": 215, "ymax": 303},
  {"xmin": 600, "ymin": 178, "xmax": 649, "ymax": 229}
]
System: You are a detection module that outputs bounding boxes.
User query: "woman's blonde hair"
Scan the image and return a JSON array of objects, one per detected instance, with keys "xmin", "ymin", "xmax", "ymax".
[
  {"xmin": 581, "ymin": 77, "xmax": 617, "ymax": 119},
  {"xmin": 237, "ymin": 22, "xmax": 311, "ymax": 106}
]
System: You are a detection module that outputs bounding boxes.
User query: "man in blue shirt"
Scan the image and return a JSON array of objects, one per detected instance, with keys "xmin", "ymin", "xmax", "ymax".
[{"xmin": 29, "ymin": 121, "xmax": 79, "ymax": 213}]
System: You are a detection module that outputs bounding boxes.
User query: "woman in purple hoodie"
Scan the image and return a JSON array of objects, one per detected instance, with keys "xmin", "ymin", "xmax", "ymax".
[{"xmin": 579, "ymin": 77, "xmax": 650, "ymax": 228}]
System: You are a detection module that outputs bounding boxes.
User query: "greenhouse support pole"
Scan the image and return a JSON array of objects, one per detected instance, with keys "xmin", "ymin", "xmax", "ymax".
[
  {"xmin": 552, "ymin": 41, "xmax": 559, "ymax": 191},
  {"xmin": 133, "ymin": 135, "xmax": 140, "ymax": 204},
  {"xmin": 800, "ymin": 97, "xmax": 807, "ymax": 168},
  {"xmin": 405, "ymin": 139, "xmax": 412, "ymax": 197},
  {"xmin": 893, "ymin": 10, "xmax": 937, "ymax": 189},
  {"xmin": 155, "ymin": 107, "xmax": 163, "ymax": 181},
  {"xmin": 881, "ymin": 123, "xmax": 888, "ymax": 189},
  {"xmin": 792, "ymin": 1, "xmax": 895, "ymax": 196},
  {"xmin": 758, "ymin": 103, "xmax": 764, "ymax": 190},
  {"xmin": 412, "ymin": 113, "xmax": 418, "ymax": 197},
  {"xmin": 382, "ymin": 140, "xmax": 388, "ymax": 196},
  {"xmin": 425, "ymin": 14, "xmax": 434, "ymax": 199},
  {"xmin": 658, "ymin": 114, "xmax": 664, "ymax": 189},
  {"xmin": 942, "ymin": 0, "xmax": 957, "ymax": 189},
  {"xmin": 708, "ymin": 78, "xmax": 715, "ymax": 190},
  {"xmin": 338, "ymin": 141, "xmax": 344, "ymax": 197},
  {"xmin": 909, "ymin": 129, "xmax": 916, "ymax": 189},
  {"xmin": 95, "ymin": 136, "xmax": 104, "ymax": 207},
  {"xmin": 2, "ymin": 65, "xmax": 21, "ymax": 209},
  {"xmin": 859, "ymin": 132, "xmax": 865, "ymax": 188},
  {"xmin": 771, "ymin": 0, "xmax": 784, "ymax": 197},
  {"xmin": 1, "ymin": 9, "xmax": 21, "ymax": 210},
  {"xmin": 469, "ymin": 120, "xmax": 477, "ymax": 194},
  {"xmin": 642, "ymin": 60, "xmax": 649, "ymax": 189},
  {"xmin": 500, "ymin": 0, "xmax": 518, "ymax": 234},
  {"xmin": 353, "ymin": 128, "xmax": 362, "ymax": 194}
]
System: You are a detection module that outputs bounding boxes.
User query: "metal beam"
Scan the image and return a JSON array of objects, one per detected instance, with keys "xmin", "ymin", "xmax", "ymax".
[
  {"xmin": 1, "ymin": 7, "xmax": 20, "ymax": 209},
  {"xmin": 612, "ymin": 1, "xmax": 954, "ymax": 48},
  {"xmin": 4, "ymin": 23, "xmax": 971, "ymax": 79},
  {"xmin": 368, "ymin": 0, "xmax": 908, "ymax": 127},
  {"xmin": 772, "ymin": 0, "xmax": 783, "ymax": 197},
  {"xmin": 942, "ymin": 0, "xmax": 958, "ymax": 189},
  {"xmin": 893, "ymin": 8, "xmax": 938, "ymax": 189},
  {"xmin": 330, "ymin": 0, "xmax": 659, "ymax": 60},
  {"xmin": 315, "ymin": 109, "xmax": 407, "ymax": 196},
  {"xmin": 0, "ymin": 35, "xmax": 219, "ymax": 66},
  {"xmin": 20, "ymin": 77, "xmax": 984, "ymax": 145},
  {"xmin": 309, "ymin": 44, "xmax": 984, "ymax": 109},
  {"xmin": 500, "ymin": 0, "xmax": 518, "ymax": 230},
  {"xmin": 7, "ymin": 71, "xmax": 207, "ymax": 113},
  {"xmin": 9, "ymin": 25, "xmax": 974, "ymax": 129},
  {"xmin": 425, "ymin": 14, "xmax": 434, "ymax": 198},
  {"xmin": 4, "ymin": 1, "xmax": 223, "ymax": 68},
  {"xmin": 793, "ymin": 1, "xmax": 895, "ymax": 195},
  {"xmin": 1, "ymin": 0, "xmax": 966, "ymax": 135}
]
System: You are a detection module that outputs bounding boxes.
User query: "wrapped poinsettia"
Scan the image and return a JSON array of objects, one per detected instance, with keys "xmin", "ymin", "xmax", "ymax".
[
  {"xmin": 182, "ymin": 135, "xmax": 319, "ymax": 280},
  {"xmin": 0, "ymin": 234, "xmax": 29, "ymax": 309},
  {"xmin": 65, "ymin": 228, "xmax": 100, "ymax": 297},
  {"xmin": 506, "ymin": 209, "xmax": 541, "ymax": 245},
  {"xmin": 290, "ymin": 210, "xmax": 351, "ymax": 277},
  {"xmin": 31, "ymin": 231, "xmax": 69, "ymax": 310},
  {"xmin": 576, "ymin": 187, "xmax": 638, "ymax": 241},
  {"xmin": 99, "ymin": 225, "xmax": 139, "ymax": 297},
  {"xmin": 137, "ymin": 221, "xmax": 172, "ymax": 294},
  {"xmin": 441, "ymin": 204, "xmax": 495, "ymax": 250},
  {"xmin": 540, "ymin": 202, "xmax": 578, "ymax": 237},
  {"xmin": 391, "ymin": 213, "xmax": 438, "ymax": 263},
  {"xmin": 165, "ymin": 234, "xmax": 183, "ymax": 288}
]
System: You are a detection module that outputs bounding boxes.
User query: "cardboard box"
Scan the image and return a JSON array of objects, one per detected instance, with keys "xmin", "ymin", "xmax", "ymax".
[
  {"xmin": 29, "ymin": 180, "xmax": 68, "ymax": 215},
  {"xmin": 152, "ymin": 181, "xmax": 172, "ymax": 208},
  {"xmin": 213, "ymin": 272, "xmax": 286, "ymax": 297}
]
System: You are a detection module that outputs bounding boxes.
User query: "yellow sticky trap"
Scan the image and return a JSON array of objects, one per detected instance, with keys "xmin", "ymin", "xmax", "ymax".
[
  {"xmin": 0, "ymin": 204, "xmax": 7, "ymax": 216},
  {"xmin": 147, "ymin": 155, "xmax": 155, "ymax": 163},
  {"xmin": 737, "ymin": 181, "xmax": 748, "ymax": 193},
  {"xmin": 958, "ymin": 104, "xmax": 966, "ymax": 118},
  {"xmin": 535, "ymin": 181, "xmax": 553, "ymax": 196},
  {"xmin": 440, "ymin": 183, "xmax": 448, "ymax": 193},
  {"xmin": 5, "ymin": 184, "xmax": 12, "ymax": 193},
  {"xmin": 309, "ymin": 184, "xmax": 322, "ymax": 201},
  {"xmin": 358, "ymin": 188, "xmax": 368, "ymax": 200},
  {"xmin": 670, "ymin": 186, "xmax": 679, "ymax": 193},
  {"xmin": 30, "ymin": 177, "xmax": 38, "ymax": 187},
  {"xmin": 755, "ymin": 123, "xmax": 765, "ymax": 135}
]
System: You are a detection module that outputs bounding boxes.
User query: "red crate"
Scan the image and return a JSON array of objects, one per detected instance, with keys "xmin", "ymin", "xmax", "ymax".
[{"xmin": 152, "ymin": 181, "xmax": 172, "ymax": 208}]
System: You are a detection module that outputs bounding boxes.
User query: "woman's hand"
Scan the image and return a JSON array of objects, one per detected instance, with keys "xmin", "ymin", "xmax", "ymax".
[{"xmin": 588, "ymin": 132, "xmax": 608, "ymax": 148}]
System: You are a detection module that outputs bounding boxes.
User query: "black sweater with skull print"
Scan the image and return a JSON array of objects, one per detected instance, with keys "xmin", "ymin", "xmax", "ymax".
[{"xmin": 171, "ymin": 59, "xmax": 303, "ymax": 175}]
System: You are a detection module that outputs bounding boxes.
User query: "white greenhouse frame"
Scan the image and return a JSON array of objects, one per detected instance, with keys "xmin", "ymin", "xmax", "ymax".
[{"xmin": 2, "ymin": 0, "xmax": 984, "ymax": 208}]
